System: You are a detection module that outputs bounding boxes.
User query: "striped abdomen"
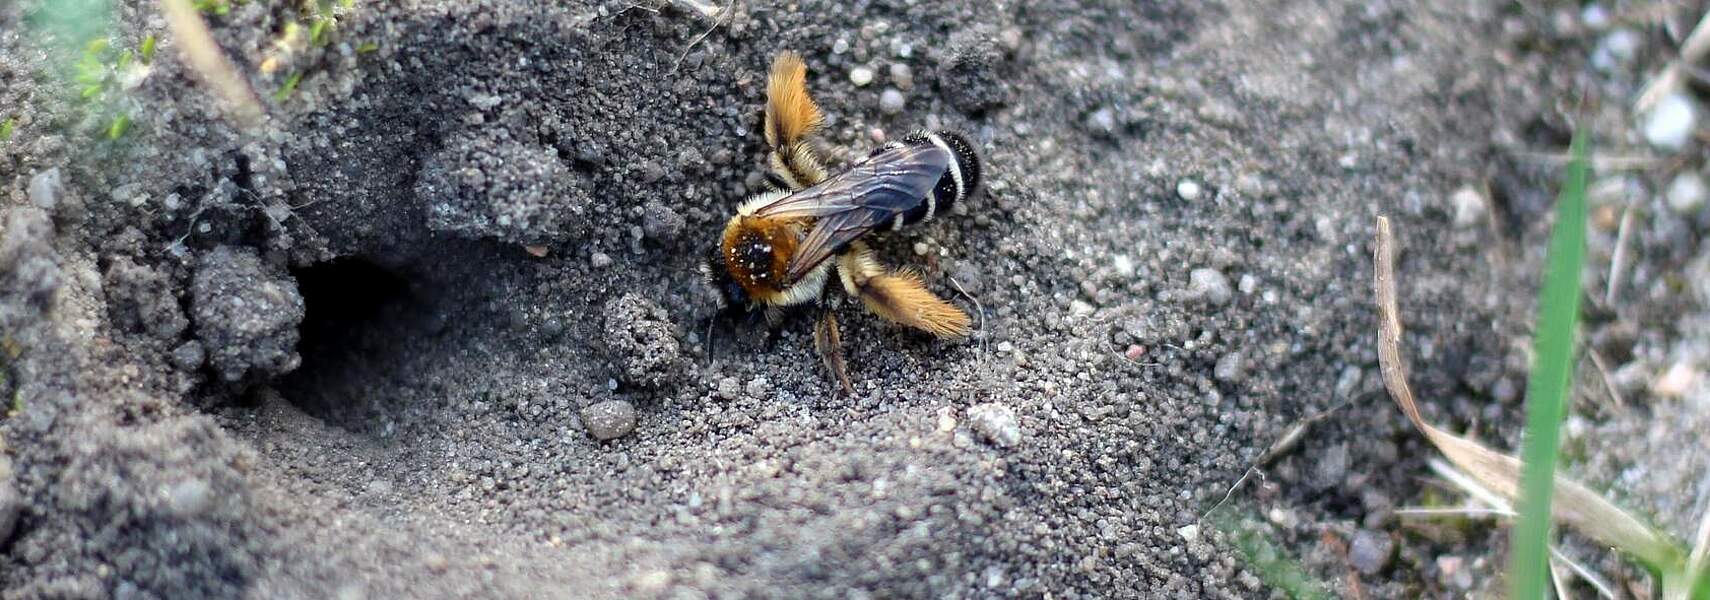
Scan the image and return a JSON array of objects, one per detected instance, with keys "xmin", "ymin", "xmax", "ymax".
[{"xmin": 884, "ymin": 131, "xmax": 984, "ymax": 231}]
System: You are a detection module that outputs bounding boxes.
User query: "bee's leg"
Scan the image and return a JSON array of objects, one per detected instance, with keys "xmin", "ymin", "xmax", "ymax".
[
  {"xmin": 837, "ymin": 242, "xmax": 973, "ymax": 339},
  {"xmin": 759, "ymin": 306, "xmax": 786, "ymax": 347},
  {"xmin": 813, "ymin": 307, "xmax": 855, "ymax": 396}
]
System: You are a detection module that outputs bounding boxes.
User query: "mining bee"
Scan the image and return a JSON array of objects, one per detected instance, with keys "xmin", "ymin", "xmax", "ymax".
[{"xmin": 701, "ymin": 51, "xmax": 984, "ymax": 394}]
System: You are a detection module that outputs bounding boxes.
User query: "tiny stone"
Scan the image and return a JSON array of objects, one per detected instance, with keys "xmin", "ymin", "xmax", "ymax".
[
  {"xmin": 849, "ymin": 66, "xmax": 875, "ymax": 87},
  {"xmin": 717, "ymin": 377, "xmax": 741, "ymax": 399},
  {"xmin": 590, "ymin": 252, "xmax": 613, "ymax": 268},
  {"xmin": 1237, "ymin": 274, "xmax": 1257, "ymax": 294},
  {"xmin": 28, "ymin": 168, "xmax": 62, "ymax": 211},
  {"xmin": 1213, "ymin": 351, "xmax": 1245, "ymax": 382},
  {"xmin": 1667, "ymin": 172, "xmax": 1707, "ymax": 215},
  {"xmin": 1582, "ymin": 3, "xmax": 1609, "ymax": 28},
  {"xmin": 1112, "ymin": 254, "xmax": 1135, "ymax": 278},
  {"xmin": 967, "ymin": 403, "xmax": 1021, "ymax": 448},
  {"xmin": 1069, "ymin": 300, "xmax": 1095, "ymax": 317},
  {"xmin": 171, "ymin": 341, "xmax": 206, "ymax": 371},
  {"xmin": 1176, "ymin": 524, "xmax": 1199, "ymax": 542},
  {"xmin": 581, "ymin": 400, "xmax": 637, "ymax": 441},
  {"xmin": 1450, "ymin": 186, "xmax": 1486, "ymax": 227},
  {"xmin": 888, "ymin": 63, "xmax": 914, "ymax": 90},
  {"xmin": 168, "ymin": 478, "xmax": 212, "ymax": 517},
  {"xmin": 1349, "ymin": 530, "xmax": 1394, "ymax": 575},
  {"xmin": 1643, "ymin": 93, "xmax": 1698, "ymax": 151},
  {"xmin": 879, "ymin": 88, "xmax": 906, "ymax": 115},
  {"xmin": 1314, "ymin": 443, "xmax": 1350, "ymax": 489},
  {"xmin": 1234, "ymin": 173, "xmax": 1265, "ymax": 197},
  {"xmin": 1652, "ymin": 362, "xmax": 1698, "ymax": 398},
  {"xmin": 1175, "ymin": 179, "xmax": 1202, "ymax": 201},
  {"xmin": 832, "ymin": 38, "xmax": 850, "ymax": 54},
  {"xmin": 744, "ymin": 377, "xmax": 770, "ymax": 398},
  {"xmin": 1187, "ymin": 268, "xmax": 1232, "ymax": 306},
  {"xmin": 1085, "ymin": 107, "xmax": 1116, "ymax": 135},
  {"xmin": 912, "ymin": 242, "xmax": 930, "ymax": 255},
  {"xmin": 1124, "ymin": 345, "xmax": 1145, "ymax": 361}
]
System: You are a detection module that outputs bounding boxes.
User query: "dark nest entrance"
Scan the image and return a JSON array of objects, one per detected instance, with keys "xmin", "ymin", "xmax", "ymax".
[{"xmin": 276, "ymin": 257, "xmax": 415, "ymax": 430}]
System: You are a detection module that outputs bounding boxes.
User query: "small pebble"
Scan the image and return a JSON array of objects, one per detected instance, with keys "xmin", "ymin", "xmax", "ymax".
[
  {"xmin": 1582, "ymin": 3, "xmax": 1610, "ymax": 28},
  {"xmin": 1313, "ymin": 442, "xmax": 1349, "ymax": 489},
  {"xmin": 1652, "ymin": 362, "xmax": 1698, "ymax": 398},
  {"xmin": 1349, "ymin": 530, "xmax": 1394, "ymax": 575},
  {"xmin": 1176, "ymin": 524, "xmax": 1199, "ymax": 542},
  {"xmin": 1213, "ymin": 351, "xmax": 1245, "ymax": 382},
  {"xmin": 967, "ymin": 403, "xmax": 1020, "ymax": 448},
  {"xmin": 28, "ymin": 169, "xmax": 64, "ymax": 214},
  {"xmin": 581, "ymin": 400, "xmax": 637, "ymax": 441},
  {"xmin": 1450, "ymin": 186, "xmax": 1486, "ymax": 228},
  {"xmin": 1666, "ymin": 172, "xmax": 1707, "ymax": 215},
  {"xmin": 1642, "ymin": 93, "xmax": 1698, "ymax": 151},
  {"xmin": 1175, "ymin": 179, "xmax": 1202, "ymax": 201},
  {"xmin": 879, "ymin": 88, "xmax": 906, "ymax": 115},
  {"xmin": 1069, "ymin": 300, "xmax": 1094, "ymax": 317},
  {"xmin": 1124, "ymin": 345, "xmax": 1145, "ymax": 361},
  {"xmin": 1112, "ymin": 254, "xmax": 1135, "ymax": 278},
  {"xmin": 744, "ymin": 377, "xmax": 770, "ymax": 398},
  {"xmin": 912, "ymin": 242, "xmax": 930, "ymax": 256},
  {"xmin": 167, "ymin": 478, "xmax": 212, "ymax": 517},
  {"xmin": 849, "ymin": 66, "xmax": 875, "ymax": 87},
  {"xmin": 1187, "ymin": 268, "xmax": 1232, "ymax": 306},
  {"xmin": 888, "ymin": 63, "xmax": 913, "ymax": 90},
  {"xmin": 590, "ymin": 252, "xmax": 612, "ymax": 268},
  {"xmin": 1085, "ymin": 107, "xmax": 1116, "ymax": 135}
]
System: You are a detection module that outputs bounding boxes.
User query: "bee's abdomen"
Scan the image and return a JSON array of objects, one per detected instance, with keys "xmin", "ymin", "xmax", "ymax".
[{"xmin": 888, "ymin": 131, "xmax": 983, "ymax": 231}]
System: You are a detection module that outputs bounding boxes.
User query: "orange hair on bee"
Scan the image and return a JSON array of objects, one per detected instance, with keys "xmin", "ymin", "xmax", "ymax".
[
  {"xmin": 765, "ymin": 52, "xmax": 824, "ymax": 151},
  {"xmin": 858, "ymin": 269, "xmax": 973, "ymax": 339}
]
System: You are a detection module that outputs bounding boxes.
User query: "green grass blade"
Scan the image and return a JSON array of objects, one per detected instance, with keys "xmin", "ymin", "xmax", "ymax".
[{"xmin": 1508, "ymin": 130, "xmax": 1590, "ymax": 600}]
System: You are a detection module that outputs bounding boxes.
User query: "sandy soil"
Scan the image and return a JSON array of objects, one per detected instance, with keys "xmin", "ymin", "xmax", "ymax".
[{"xmin": 1, "ymin": 0, "xmax": 1706, "ymax": 598}]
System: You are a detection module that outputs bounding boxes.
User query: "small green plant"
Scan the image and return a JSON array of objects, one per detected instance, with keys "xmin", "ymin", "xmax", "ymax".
[
  {"xmin": 273, "ymin": 71, "xmax": 303, "ymax": 102},
  {"xmin": 106, "ymin": 114, "xmax": 130, "ymax": 140},
  {"xmin": 193, "ymin": 0, "xmax": 231, "ymax": 16},
  {"xmin": 356, "ymin": 41, "xmax": 378, "ymax": 54},
  {"xmin": 1509, "ymin": 129, "xmax": 1589, "ymax": 600},
  {"xmin": 139, "ymin": 33, "xmax": 157, "ymax": 63},
  {"xmin": 0, "ymin": 117, "xmax": 15, "ymax": 141},
  {"xmin": 1212, "ymin": 511, "xmax": 1332, "ymax": 599}
]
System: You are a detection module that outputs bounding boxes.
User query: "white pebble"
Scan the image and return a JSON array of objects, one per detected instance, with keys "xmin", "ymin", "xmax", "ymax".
[
  {"xmin": 1652, "ymin": 362, "xmax": 1698, "ymax": 398},
  {"xmin": 1112, "ymin": 254, "xmax": 1135, "ymax": 278},
  {"xmin": 1188, "ymin": 268, "xmax": 1232, "ymax": 306},
  {"xmin": 879, "ymin": 88, "xmax": 905, "ymax": 115},
  {"xmin": 1175, "ymin": 179, "xmax": 1202, "ymax": 201},
  {"xmin": 849, "ymin": 66, "xmax": 875, "ymax": 87},
  {"xmin": 1582, "ymin": 4, "xmax": 1609, "ymax": 27},
  {"xmin": 1642, "ymin": 93, "xmax": 1698, "ymax": 151},
  {"xmin": 1177, "ymin": 524, "xmax": 1199, "ymax": 542},
  {"xmin": 1667, "ymin": 171, "xmax": 1707, "ymax": 214},
  {"xmin": 1450, "ymin": 186, "xmax": 1486, "ymax": 228},
  {"xmin": 967, "ymin": 403, "xmax": 1021, "ymax": 448},
  {"xmin": 912, "ymin": 242, "xmax": 930, "ymax": 255},
  {"xmin": 888, "ymin": 63, "xmax": 914, "ymax": 91},
  {"xmin": 591, "ymin": 252, "xmax": 613, "ymax": 267}
]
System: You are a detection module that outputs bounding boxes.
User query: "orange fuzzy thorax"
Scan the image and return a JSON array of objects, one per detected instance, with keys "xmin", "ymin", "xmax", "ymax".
[{"xmin": 719, "ymin": 215, "xmax": 800, "ymax": 304}]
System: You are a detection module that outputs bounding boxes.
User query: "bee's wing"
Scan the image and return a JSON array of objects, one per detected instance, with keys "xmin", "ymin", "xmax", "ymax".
[
  {"xmin": 751, "ymin": 144, "xmax": 950, "ymax": 218},
  {"xmin": 749, "ymin": 145, "xmax": 950, "ymax": 282}
]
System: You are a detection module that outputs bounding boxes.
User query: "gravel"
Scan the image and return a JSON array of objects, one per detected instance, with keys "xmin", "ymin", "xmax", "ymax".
[
  {"xmin": 1349, "ymin": 529, "xmax": 1394, "ymax": 575},
  {"xmin": 1642, "ymin": 93, "xmax": 1698, "ymax": 150}
]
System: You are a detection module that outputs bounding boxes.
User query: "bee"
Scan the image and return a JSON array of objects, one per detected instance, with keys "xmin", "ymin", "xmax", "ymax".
[{"xmin": 701, "ymin": 51, "xmax": 984, "ymax": 393}]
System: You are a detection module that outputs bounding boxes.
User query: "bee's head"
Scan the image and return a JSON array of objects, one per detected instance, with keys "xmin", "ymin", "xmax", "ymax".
[{"xmin": 700, "ymin": 246, "xmax": 751, "ymax": 311}]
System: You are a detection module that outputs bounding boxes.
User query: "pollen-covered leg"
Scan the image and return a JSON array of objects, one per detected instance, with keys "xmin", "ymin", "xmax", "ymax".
[
  {"xmin": 813, "ymin": 308, "xmax": 855, "ymax": 395},
  {"xmin": 837, "ymin": 242, "xmax": 973, "ymax": 339},
  {"xmin": 765, "ymin": 52, "xmax": 829, "ymax": 189}
]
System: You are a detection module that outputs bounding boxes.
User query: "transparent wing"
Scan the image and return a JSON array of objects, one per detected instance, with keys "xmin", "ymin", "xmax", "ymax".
[
  {"xmin": 751, "ymin": 143, "xmax": 950, "ymax": 219},
  {"xmin": 749, "ymin": 144, "xmax": 950, "ymax": 281}
]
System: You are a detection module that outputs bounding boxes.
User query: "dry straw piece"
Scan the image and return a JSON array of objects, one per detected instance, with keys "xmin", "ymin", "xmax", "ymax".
[{"xmin": 1372, "ymin": 216, "xmax": 1685, "ymax": 574}]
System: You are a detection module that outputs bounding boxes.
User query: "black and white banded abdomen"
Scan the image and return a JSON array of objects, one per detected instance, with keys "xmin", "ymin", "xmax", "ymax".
[{"xmin": 874, "ymin": 131, "xmax": 983, "ymax": 231}]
